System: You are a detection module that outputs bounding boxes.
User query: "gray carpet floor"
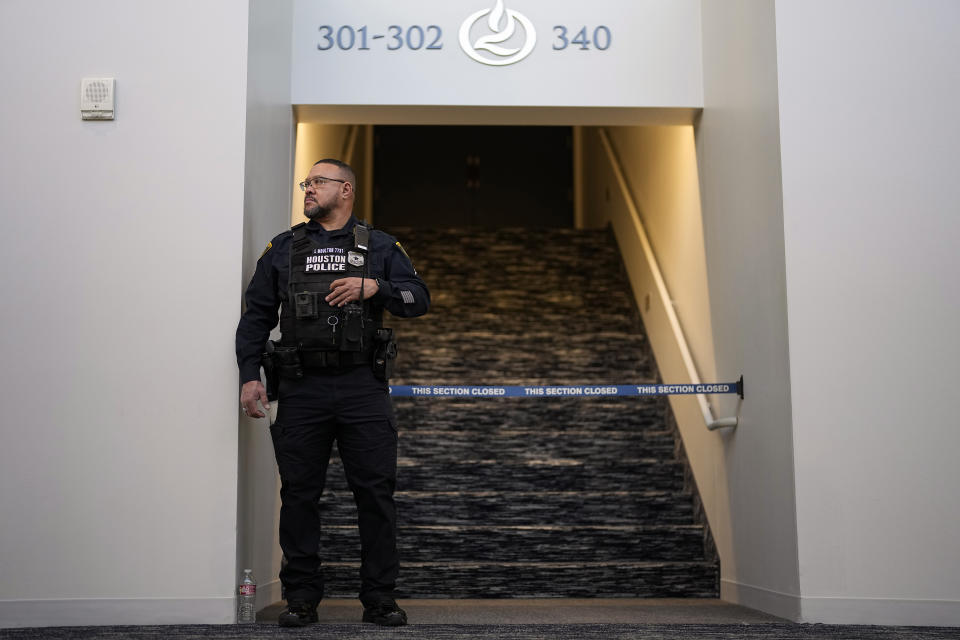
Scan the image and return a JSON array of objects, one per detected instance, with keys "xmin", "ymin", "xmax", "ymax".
[
  {"xmin": 4, "ymin": 601, "xmax": 958, "ymax": 640},
  {"xmin": 259, "ymin": 598, "xmax": 784, "ymax": 625},
  {"xmin": 3, "ymin": 622, "xmax": 960, "ymax": 639}
]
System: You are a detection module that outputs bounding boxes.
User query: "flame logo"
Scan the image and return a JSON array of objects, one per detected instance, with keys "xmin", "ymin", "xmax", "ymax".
[{"xmin": 459, "ymin": 0, "xmax": 537, "ymax": 66}]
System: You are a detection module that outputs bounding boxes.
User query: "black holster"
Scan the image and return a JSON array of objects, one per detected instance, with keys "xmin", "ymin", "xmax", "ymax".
[
  {"xmin": 260, "ymin": 342, "xmax": 281, "ymax": 402},
  {"xmin": 373, "ymin": 328, "xmax": 398, "ymax": 381},
  {"xmin": 262, "ymin": 341, "xmax": 304, "ymax": 395}
]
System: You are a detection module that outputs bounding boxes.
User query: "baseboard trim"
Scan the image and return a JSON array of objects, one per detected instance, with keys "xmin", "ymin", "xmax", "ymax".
[
  {"xmin": 721, "ymin": 580, "xmax": 960, "ymax": 627},
  {"xmin": 721, "ymin": 579, "xmax": 801, "ymax": 621},
  {"xmin": 800, "ymin": 596, "xmax": 960, "ymax": 627},
  {"xmin": 0, "ymin": 597, "xmax": 235, "ymax": 628}
]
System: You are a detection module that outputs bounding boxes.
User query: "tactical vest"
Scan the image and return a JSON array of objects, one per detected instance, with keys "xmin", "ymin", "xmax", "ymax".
[{"xmin": 278, "ymin": 222, "xmax": 381, "ymax": 361}]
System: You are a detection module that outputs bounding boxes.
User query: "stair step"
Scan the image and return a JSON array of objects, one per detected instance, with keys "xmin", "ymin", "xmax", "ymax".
[
  {"xmin": 322, "ymin": 524, "xmax": 707, "ymax": 562},
  {"xmin": 319, "ymin": 491, "xmax": 696, "ymax": 526},
  {"xmin": 395, "ymin": 424, "xmax": 676, "ymax": 440},
  {"xmin": 395, "ymin": 313, "xmax": 642, "ymax": 334},
  {"xmin": 388, "ymin": 431, "xmax": 675, "ymax": 463},
  {"xmin": 396, "ymin": 431, "xmax": 675, "ymax": 452},
  {"xmin": 394, "ymin": 336, "xmax": 652, "ymax": 361},
  {"xmin": 322, "ymin": 561, "xmax": 719, "ymax": 598},
  {"xmin": 323, "ymin": 459, "xmax": 684, "ymax": 493},
  {"xmin": 392, "ymin": 338, "xmax": 654, "ymax": 381},
  {"xmin": 392, "ymin": 398, "xmax": 672, "ymax": 433}
]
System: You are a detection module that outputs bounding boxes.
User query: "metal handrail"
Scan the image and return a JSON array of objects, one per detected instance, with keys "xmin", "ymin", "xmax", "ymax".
[{"xmin": 597, "ymin": 128, "xmax": 740, "ymax": 431}]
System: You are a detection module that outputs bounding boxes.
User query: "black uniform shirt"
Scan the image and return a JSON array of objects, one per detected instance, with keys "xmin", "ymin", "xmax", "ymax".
[{"xmin": 235, "ymin": 216, "xmax": 430, "ymax": 383}]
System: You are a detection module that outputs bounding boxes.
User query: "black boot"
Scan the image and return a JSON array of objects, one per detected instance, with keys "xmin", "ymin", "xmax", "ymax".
[
  {"xmin": 362, "ymin": 599, "xmax": 407, "ymax": 626},
  {"xmin": 278, "ymin": 601, "xmax": 319, "ymax": 627}
]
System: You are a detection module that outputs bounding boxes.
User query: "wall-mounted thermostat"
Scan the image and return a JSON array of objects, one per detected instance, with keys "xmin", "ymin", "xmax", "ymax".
[{"xmin": 80, "ymin": 77, "xmax": 115, "ymax": 120}]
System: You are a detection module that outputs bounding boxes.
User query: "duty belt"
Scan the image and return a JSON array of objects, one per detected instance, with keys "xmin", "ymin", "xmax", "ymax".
[{"xmin": 298, "ymin": 348, "xmax": 371, "ymax": 370}]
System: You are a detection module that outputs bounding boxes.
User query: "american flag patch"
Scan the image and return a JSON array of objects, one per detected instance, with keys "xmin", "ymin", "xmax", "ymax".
[{"xmin": 401, "ymin": 290, "xmax": 415, "ymax": 304}]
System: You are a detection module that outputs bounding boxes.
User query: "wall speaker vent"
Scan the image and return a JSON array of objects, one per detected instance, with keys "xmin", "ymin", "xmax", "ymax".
[{"xmin": 80, "ymin": 77, "xmax": 115, "ymax": 120}]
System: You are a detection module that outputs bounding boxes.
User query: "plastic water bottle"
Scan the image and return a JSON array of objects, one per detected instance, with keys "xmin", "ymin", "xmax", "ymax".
[{"xmin": 237, "ymin": 569, "xmax": 257, "ymax": 624}]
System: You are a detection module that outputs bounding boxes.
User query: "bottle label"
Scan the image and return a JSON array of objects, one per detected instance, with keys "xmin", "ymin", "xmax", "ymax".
[{"xmin": 239, "ymin": 585, "xmax": 256, "ymax": 596}]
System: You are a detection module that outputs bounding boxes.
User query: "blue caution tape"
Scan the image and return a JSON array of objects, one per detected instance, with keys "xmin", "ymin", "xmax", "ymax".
[{"xmin": 389, "ymin": 381, "xmax": 743, "ymax": 398}]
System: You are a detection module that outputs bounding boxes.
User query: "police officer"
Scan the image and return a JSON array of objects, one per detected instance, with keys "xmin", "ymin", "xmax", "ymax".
[{"xmin": 236, "ymin": 158, "xmax": 429, "ymax": 627}]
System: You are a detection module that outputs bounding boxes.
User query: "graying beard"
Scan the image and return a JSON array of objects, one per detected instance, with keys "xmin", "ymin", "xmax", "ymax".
[{"xmin": 304, "ymin": 204, "xmax": 331, "ymax": 220}]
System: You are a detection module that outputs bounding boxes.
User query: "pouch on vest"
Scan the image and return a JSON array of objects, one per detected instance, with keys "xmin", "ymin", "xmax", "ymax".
[
  {"xmin": 271, "ymin": 345, "xmax": 303, "ymax": 379},
  {"xmin": 340, "ymin": 303, "xmax": 364, "ymax": 352},
  {"xmin": 294, "ymin": 291, "xmax": 321, "ymax": 320}
]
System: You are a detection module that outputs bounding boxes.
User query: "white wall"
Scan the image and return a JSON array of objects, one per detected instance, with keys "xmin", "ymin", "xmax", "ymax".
[
  {"xmin": 602, "ymin": 127, "xmax": 718, "ymax": 387},
  {"xmin": 697, "ymin": 0, "xmax": 802, "ymax": 620},
  {"xmin": 237, "ymin": 0, "xmax": 294, "ymax": 614},
  {"xmin": 776, "ymin": 0, "xmax": 960, "ymax": 625},
  {"xmin": 0, "ymin": 0, "xmax": 249, "ymax": 627}
]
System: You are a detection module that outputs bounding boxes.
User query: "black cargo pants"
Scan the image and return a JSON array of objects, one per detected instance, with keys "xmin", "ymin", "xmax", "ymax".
[{"xmin": 269, "ymin": 365, "xmax": 398, "ymax": 606}]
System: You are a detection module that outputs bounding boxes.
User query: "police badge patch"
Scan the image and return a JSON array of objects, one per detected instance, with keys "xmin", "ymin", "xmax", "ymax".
[{"xmin": 348, "ymin": 251, "xmax": 365, "ymax": 267}]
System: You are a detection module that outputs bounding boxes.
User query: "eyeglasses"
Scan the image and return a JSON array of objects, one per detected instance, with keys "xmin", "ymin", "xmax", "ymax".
[{"xmin": 298, "ymin": 175, "xmax": 347, "ymax": 191}]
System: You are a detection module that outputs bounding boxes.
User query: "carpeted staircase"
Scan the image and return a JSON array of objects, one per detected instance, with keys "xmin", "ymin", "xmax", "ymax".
[{"xmin": 319, "ymin": 227, "xmax": 718, "ymax": 598}]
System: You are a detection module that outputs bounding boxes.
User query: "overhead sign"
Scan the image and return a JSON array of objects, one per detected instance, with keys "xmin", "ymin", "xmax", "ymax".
[{"xmin": 291, "ymin": 0, "xmax": 703, "ymax": 107}]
